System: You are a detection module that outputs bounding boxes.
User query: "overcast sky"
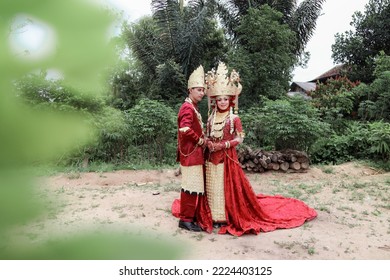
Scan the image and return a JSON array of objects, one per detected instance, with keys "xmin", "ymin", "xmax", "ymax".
[{"xmin": 105, "ymin": 0, "xmax": 370, "ymax": 82}]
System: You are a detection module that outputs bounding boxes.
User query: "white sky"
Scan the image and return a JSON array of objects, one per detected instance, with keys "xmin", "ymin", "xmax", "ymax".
[{"xmin": 105, "ymin": 0, "xmax": 370, "ymax": 82}]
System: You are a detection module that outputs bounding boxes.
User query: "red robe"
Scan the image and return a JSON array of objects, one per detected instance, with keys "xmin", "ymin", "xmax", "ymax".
[
  {"xmin": 176, "ymin": 101, "xmax": 204, "ymax": 166},
  {"xmin": 172, "ymin": 113, "xmax": 317, "ymax": 236}
]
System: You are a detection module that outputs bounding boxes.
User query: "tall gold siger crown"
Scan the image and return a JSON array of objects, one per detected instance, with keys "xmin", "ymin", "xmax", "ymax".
[
  {"xmin": 187, "ymin": 65, "xmax": 205, "ymax": 89},
  {"xmin": 205, "ymin": 61, "xmax": 242, "ymax": 97}
]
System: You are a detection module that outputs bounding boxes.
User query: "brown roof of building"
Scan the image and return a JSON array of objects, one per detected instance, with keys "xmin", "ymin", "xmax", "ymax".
[{"xmin": 309, "ymin": 64, "xmax": 345, "ymax": 82}]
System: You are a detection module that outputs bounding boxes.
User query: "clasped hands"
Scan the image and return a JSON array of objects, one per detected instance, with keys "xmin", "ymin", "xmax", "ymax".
[{"xmin": 205, "ymin": 139, "xmax": 228, "ymax": 152}]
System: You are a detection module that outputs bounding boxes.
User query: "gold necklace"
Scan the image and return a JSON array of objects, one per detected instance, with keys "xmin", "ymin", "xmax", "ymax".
[
  {"xmin": 185, "ymin": 97, "xmax": 203, "ymax": 129},
  {"xmin": 210, "ymin": 111, "xmax": 229, "ymax": 140}
]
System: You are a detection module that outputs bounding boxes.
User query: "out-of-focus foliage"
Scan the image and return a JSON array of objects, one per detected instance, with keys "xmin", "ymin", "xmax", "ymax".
[
  {"xmin": 0, "ymin": 0, "xmax": 179, "ymax": 260},
  {"xmin": 1, "ymin": 0, "xmax": 116, "ymax": 92},
  {"xmin": 1, "ymin": 231, "xmax": 179, "ymax": 260}
]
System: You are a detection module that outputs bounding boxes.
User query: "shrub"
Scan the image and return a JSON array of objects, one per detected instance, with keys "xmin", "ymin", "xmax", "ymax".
[
  {"xmin": 310, "ymin": 76, "xmax": 359, "ymax": 132},
  {"xmin": 125, "ymin": 98, "xmax": 177, "ymax": 164},
  {"xmin": 367, "ymin": 121, "xmax": 390, "ymax": 160},
  {"xmin": 241, "ymin": 96, "xmax": 330, "ymax": 152},
  {"xmin": 310, "ymin": 121, "xmax": 390, "ymax": 164},
  {"xmin": 310, "ymin": 121, "xmax": 370, "ymax": 164}
]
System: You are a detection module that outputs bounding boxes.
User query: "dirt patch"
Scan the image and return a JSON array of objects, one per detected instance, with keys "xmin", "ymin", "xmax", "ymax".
[{"xmin": 19, "ymin": 162, "xmax": 390, "ymax": 259}]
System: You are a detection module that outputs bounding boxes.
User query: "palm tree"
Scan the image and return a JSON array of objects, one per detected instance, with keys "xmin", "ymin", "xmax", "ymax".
[
  {"xmin": 151, "ymin": 0, "xmax": 218, "ymax": 78},
  {"xmin": 135, "ymin": 0, "xmax": 324, "ymax": 77},
  {"xmin": 122, "ymin": 0, "xmax": 226, "ymax": 106}
]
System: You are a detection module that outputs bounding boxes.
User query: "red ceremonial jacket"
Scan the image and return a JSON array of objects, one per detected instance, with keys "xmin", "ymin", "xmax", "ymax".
[{"xmin": 176, "ymin": 100, "xmax": 204, "ymax": 166}]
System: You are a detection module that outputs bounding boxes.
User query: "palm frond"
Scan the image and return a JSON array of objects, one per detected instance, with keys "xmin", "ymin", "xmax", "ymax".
[
  {"xmin": 151, "ymin": 0, "xmax": 182, "ymax": 55},
  {"xmin": 176, "ymin": 0, "xmax": 217, "ymax": 76},
  {"xmin": 289, "ymin": 0, "xmax": 325, "ymax": 55},
  {"xmin": 124, "ymin": 18, "xmax": 161, "ymax": 76}
]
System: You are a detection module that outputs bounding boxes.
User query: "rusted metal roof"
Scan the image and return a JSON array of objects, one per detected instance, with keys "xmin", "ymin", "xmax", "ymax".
[{"xmin": 309, "ymin": 64, "xmax": 345, "ymax": 82}]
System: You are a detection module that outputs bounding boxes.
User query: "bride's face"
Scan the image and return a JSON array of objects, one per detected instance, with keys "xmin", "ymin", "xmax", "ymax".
[{"xmin": 216, "ymin": 95, "xmax": 230, "ymax": 111}]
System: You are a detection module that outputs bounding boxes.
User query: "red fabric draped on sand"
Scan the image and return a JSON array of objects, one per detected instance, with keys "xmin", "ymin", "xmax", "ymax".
[
  {"xmin": 171, "ymin": 148, "xmax": 317, "ymax": 236},
  {"xmin": 218, "ymin": 148, "xmax": 317, "ymax": 236}
]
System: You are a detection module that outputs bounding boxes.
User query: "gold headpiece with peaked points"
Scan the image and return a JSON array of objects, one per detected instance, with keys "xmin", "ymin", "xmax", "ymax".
[
  {"xmin": 187, "ymin": 65, "xmax": 206, "ymax": 89},
  {"xmin": 205, "ymin": 61, "xmax": 242, "ymax": 114}
]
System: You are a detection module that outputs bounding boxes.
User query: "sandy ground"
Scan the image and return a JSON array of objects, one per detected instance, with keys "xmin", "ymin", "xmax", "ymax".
[{"xmin": 18, "ymin": 162, "xmax": 390, "ymax": 259}]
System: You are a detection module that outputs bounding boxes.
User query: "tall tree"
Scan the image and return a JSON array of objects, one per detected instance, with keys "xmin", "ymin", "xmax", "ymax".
[
  {"xmin": 229, "ymin": 6, "xmax": 297, "ymax": 106},
  {"xmin": 332, "ymin": 0, "xmax": 390, "ymax": 83},
  {"xmin": 150, "ymin": 0, "xmax": 224, "ymax": 77},
  {"xmin": 216, "ymin": 0, "xmax": 325, "ymax": 58}
]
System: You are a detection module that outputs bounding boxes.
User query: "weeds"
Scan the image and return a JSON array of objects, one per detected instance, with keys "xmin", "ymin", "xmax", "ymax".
[
  {"xmin": 65, "ymin": 172, "xmax": 81, "ymax": 180},
  {"xmin": 321, "ymin": 166, "xmax": 334, "ymax": 174}
]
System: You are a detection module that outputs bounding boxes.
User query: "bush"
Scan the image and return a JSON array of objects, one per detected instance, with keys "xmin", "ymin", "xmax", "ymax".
[
  {"xmin": 310, "ymin": 121, "xmax": 390, "ymax": 164},
  {"xmin": 310, "ymin": 121, "xmax": 370, "ymax": 164},
  {"xmin": 125, "ymin": 98, "xmax": 177, "ymax": 165},
  {"xmin": 367, "ymin": 121, "xmax": 390, "ymax": 160},
  {"xmin": 240, "ymin": 96, "xmax": 330, "ymax": 152},
  {"xmin": 310, "ymin": 76, "xmax": 359, "ymax": 132}
]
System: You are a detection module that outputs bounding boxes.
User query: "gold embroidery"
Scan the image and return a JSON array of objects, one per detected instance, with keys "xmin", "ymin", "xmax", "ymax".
[
  {"xmin": 206, "ymin": 162, "xmax": 226, "ymax": 222},
  {"xmin": 181, "ymin": 165, "xmax": 204, "ymax": 194},
  {"xmin": 185, "ymin": 97, "xmax": 203, "ymax": 129},
  {"xmin": 179, "ymin": 127, "xmax": 190, "ymax": 133}
]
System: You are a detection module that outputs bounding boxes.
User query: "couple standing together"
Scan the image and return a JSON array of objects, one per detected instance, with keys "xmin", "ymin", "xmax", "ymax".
[{"xmin": 172, "ymin": 62, "xmax": 317, "ymax": 237}]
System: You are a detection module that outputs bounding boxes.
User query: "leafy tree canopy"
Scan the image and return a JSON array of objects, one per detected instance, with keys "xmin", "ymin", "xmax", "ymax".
[
  {"xmin": 332, "ymin": 0, "xmax": 390, "ymax": 83},
  {"xmin": 229, "ymin": 6, "xmax": 297, "ymax": 106}
]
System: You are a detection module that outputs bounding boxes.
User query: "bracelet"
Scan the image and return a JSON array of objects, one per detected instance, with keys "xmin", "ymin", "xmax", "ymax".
[{"xmin": 225, "ymin": 141, "xmax": 230, "ymax": 149}]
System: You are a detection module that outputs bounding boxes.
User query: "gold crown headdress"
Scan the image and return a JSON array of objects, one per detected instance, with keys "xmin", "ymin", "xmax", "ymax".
[
  {"xmin": 205, "ymin": 61, "xmax": 242, "ymax": 114},
  {"xmin": 187, "ymin": 65, "xmax": 205, "ymax": 89}
]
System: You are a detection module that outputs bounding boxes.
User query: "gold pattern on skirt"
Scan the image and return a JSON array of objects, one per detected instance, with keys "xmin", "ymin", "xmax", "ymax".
[
  {"xmin": 180, "ymin": 165, "xmax": 204, "ymax": 194},
  {"xmin": 206, "ymin": 162, "xmax": 226, "ymax": 222}
]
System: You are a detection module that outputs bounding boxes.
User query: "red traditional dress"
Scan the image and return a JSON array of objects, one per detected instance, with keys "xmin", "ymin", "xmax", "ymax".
[
  {"xmin": 172, "ymin": 109, "xmax": 318, "ymax": 236},
  {"xmin": 173, "ymin": 61, "xmax": 317, "ymax": 236},
  {"xmin": 176, "ymin": 97, "xmax": 206, "ymax": 222},
  {"xmin": 205, "ymin": 109, "xmax": 317, "ymax": 236}
]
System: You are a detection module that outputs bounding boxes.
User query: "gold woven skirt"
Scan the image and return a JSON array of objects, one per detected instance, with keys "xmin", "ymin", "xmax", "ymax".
[
  {"xmin": 205, "ymin": 161, "xmax": 226, "ymax": 222},
  {"xmin": 180, "ymin": 164, "xmax": 204, "ymax": 194}
]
